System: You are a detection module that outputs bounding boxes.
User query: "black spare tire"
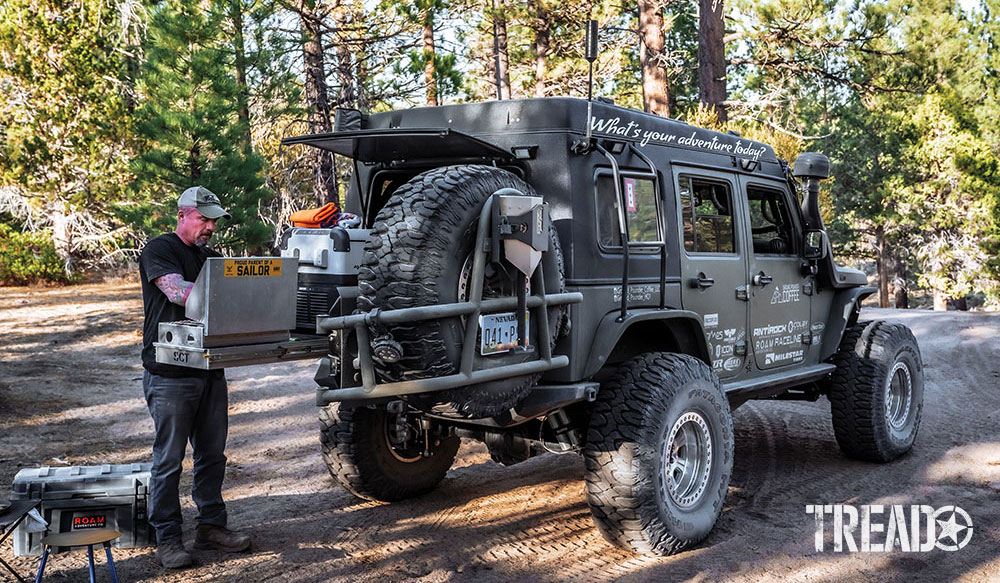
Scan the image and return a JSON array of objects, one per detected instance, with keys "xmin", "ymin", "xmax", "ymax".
[{"xmin": 358, "ymin": 165, "xmax": 567, "ymax": 418}]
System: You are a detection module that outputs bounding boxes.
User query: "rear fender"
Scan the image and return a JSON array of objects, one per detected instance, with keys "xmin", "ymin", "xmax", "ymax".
[{"xmin": 584, "ymin": 309, "xmax": 710, "ymax": 378}]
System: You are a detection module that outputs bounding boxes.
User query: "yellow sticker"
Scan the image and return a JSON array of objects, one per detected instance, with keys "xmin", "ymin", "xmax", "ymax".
[{"xmin": 223, "ymin": 258, "xmax": 283, "ymax": 277}]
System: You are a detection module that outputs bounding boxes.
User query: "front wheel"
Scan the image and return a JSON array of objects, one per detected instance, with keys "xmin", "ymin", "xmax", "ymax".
[
  {"xmin": 827, "ymin": 321, "xmax": 924, "ymax": 462},
  {"xmin": 319, "ymin": 404, "xmax": 460, "ymax": 502},
  {"xmin": 584, "ymin": 353, "xmax": 734, "ymax": 556}
]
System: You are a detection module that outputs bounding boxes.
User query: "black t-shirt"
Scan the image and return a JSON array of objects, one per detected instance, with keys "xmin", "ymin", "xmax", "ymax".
[{"xmin": 139, "ymin": 233, "xmax": 221, "ymax": 377}]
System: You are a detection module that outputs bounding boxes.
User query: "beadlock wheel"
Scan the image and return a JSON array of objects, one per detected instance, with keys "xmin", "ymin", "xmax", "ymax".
[
  {"xmin": 661, "ymin": 411, "xmax": 713, "ymax": 509},
  {"xmin": 885, "ymin": 361, "xmax": 913, "ymax": 434}
]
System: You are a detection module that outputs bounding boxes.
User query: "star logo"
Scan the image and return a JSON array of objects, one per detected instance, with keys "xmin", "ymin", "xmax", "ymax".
[{"xmin": 934, "ymin": 506, "xmax": 974, "ymax": 551}]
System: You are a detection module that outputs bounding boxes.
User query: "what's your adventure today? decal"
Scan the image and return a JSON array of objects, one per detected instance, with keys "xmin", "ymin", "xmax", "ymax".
[{"xmin": 590, "ymin": 116, "xmax": 770, "ymax": 161}]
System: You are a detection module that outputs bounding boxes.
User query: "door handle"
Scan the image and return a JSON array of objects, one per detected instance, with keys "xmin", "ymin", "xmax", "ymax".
[
  {"xmin": 690, "ymin": 273, "xmax": 715, "ymax": 289},
  {"xmin": 753, "ymin": 272, "xmax": 773, "ymax": 286}
]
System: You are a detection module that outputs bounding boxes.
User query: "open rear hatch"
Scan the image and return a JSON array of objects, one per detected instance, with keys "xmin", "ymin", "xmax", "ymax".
[{"xmin": 281, "ymin": 128, "xmax": 514, "ymax": 163}]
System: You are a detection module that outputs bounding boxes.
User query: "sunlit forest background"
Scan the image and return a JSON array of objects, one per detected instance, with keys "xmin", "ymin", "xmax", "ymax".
[{"xmin": 1, "ymin": 0, "xmax": 998, "ymax": 309}]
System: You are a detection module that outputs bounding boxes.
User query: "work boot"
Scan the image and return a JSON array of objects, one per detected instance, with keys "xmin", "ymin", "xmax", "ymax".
[
  {"xmin": 156, "ymin": 541, "xmax": 193, "ymax": 569},
  {"xmin": 194, "ymin": 524, "xmax": 251, "ymax": 552}
]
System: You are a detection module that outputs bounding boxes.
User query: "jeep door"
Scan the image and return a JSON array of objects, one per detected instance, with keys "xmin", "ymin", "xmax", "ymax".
[
  {"xmin": 673, "ymin": 168, "xmax": 749, "ymax": 379},
  {"xmin": 739, "ymin": 178, "xmax": 813, "ymax": 371}
]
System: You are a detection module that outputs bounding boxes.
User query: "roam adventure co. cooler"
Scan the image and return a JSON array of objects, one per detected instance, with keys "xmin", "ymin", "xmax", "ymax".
[{"xmin": 11, "ymin": 463, "xmax": 152, "ymax": 556}]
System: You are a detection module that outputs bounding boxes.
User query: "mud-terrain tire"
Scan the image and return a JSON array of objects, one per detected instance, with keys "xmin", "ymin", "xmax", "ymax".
[
  {"xmin": 319, "ymin": 404, "xmax": 460, "ymax": 502},
  {"xmin": 584, "ymin": 353, "xmax": 734, "ymax": 556},
  {"xmin": 358, "ymin": 165, "xmax": 567, "ymax": 418},
  {"xmin": 827, "ymin": 320, "xmax": 923, "ymax": 462}
]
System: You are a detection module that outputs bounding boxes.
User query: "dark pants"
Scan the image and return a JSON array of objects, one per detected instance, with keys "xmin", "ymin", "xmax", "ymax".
[{"xmin": 143, "ymin": 370, "xmax": 229, "ymax": 544}]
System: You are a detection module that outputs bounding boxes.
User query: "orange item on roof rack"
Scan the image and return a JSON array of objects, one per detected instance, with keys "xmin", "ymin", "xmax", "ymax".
[{"xmin": 290, "ymin": 202, "xmax": 340, "ymax": 228}]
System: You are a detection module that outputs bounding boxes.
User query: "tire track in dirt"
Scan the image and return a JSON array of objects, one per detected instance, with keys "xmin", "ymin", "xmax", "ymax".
[
  {"xmin": 924, "ymin": 340, "xmax": 994, "ymax": 427},
  {"xmin": 730, "ymin": 401, "xmax": 780, "ymax": 514},
  {"xmin": 317, "ymin": 451, "xmax": 647, "ymax": 581},
  {"xmin": 743, "ymin": 402, "xmax": 847, "ymax": 513}
]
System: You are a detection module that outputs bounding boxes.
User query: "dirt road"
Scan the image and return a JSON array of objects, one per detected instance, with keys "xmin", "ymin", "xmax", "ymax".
[{"xmin": 1, "ymin": 282, "xmax": 998, "ymax": 582}]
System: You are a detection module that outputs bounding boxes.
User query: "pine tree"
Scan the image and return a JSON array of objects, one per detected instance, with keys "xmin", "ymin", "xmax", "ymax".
[
  {"xmin": 0, "ymin": 0, "xmax": 138, "ymax": 272},
  {"xmin": 132, "ymin": 0, "xmax": 272, "ymax": 254},
  {"xmin": 290, "ymin": 0, "xmax": 337, "ymax": 205},
  {"xmin": 395, "ymin": 0, "xmax": 462, "ymax": 105},
  {"xmin": 901, "ymin": 93, "xmax": 1000, "ymax": 308}
]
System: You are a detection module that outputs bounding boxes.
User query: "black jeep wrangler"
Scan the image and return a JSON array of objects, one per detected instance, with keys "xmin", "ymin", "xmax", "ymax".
[{"xmin": 283, "ymin": 97, "xmax": 924, "ymax": 557}]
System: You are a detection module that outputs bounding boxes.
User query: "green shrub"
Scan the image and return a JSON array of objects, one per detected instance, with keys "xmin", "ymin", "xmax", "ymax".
[{"xmin": 0, "ymin": 223, "xmax": 74, "ymax": 285}]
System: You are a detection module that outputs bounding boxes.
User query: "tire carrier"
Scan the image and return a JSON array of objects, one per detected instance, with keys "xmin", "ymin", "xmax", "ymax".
[{"xmin": 315, "ymin": 192, "xmax": 582, "ymax": 403}]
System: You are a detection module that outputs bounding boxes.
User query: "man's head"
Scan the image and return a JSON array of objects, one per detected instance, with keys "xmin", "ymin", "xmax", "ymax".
[{"xmin": 176, "ymin": 186, "xmax": 230, "ymax": 247}]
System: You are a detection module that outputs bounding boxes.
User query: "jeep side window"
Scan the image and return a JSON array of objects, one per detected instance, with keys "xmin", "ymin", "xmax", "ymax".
[
  {"xmin": 596, "ymin": 174, "xmax": 622, "ymax": 247},
  {"xmin": 679, "ymin": 176, "xmax": 736, "ymax": 254},
  {"xmin": 747, "ymin": 185, "xmax": 795, "ymax": 255},
  {"xmin": 596, "ymin": 174, "xmax": 659, "ymax": 249}
]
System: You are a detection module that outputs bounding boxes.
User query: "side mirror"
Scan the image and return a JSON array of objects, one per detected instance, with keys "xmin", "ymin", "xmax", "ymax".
[{"xmin": 803, "ymin": 230, "xmax": 828, "ymax": 260}]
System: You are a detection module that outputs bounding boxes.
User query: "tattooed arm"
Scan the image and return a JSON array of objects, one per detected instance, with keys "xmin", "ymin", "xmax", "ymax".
[{"xmin": 154, "ymin": 273, "xmax": 194, "ymax": 306}]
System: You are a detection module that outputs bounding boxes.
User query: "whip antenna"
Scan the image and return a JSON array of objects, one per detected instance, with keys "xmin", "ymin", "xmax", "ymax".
[{"xmin": 583, "ymin": 20, "xmax": 599, "ymax": 149}]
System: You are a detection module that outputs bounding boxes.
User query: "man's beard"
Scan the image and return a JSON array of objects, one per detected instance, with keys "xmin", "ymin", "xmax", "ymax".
[{"xmin": 194, "ymin": 234, "xmax": 211, "ymax": 247}]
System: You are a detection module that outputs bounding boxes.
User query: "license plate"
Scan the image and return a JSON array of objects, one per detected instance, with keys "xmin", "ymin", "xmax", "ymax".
[{"xmin": 479, "ymin": 312, "xmax": 529, "ymax": 355}]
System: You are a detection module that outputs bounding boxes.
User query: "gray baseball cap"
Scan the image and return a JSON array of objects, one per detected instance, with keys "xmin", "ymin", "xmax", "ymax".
[{"xmin": 178, "ymin": 186, "xmax": 231, "ymax": 220}]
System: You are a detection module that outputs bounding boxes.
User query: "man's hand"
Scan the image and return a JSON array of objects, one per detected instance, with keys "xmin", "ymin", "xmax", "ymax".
[{"xmin": 155, "ymin": 273, "xmax": 194, "ymax": 306}]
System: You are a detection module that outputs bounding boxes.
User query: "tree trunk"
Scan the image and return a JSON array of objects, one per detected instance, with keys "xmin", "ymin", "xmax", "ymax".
[
  {"xmin": 875, "ymin": 225, "xmax": 889, "ymax": 308},
  {"xmin": 933, "ymin": 290, "xmax": 948, "ymax": 311},
  {"xmin": 189, "ymin": 142, "xmax": 201, "ymax": 179},
  {"xmin": 124, "ymin": 26, "xmax": 140, "ymax": 113},
  {"xmin": 891, "ymin": 256, "xmax": 908, "ymax": 309},
  {"xmin": 299, "ymin": 0, "xmax": 337, "ymax": 205},
  {"xmin": 423, "ymin": 18, "xmax": 438, "ymax": 106},
  {"xmin": 698, "ymin": 0, "xmax": 727, "ymax": 122},
  {"xmin": 49, "ymin": 201, "xmax": 72, "ymax": 276},
  {"xmin": 356, "ymin": 43, "xmax": 370, "ymax": 111},
  {"xmin": 529, "ymin": 0, "xmax": 549, "ymax": 97},
  {"xmin": 892, "ymin": 283, "xmax": 908, "ymax": 309},
  {"xmin": 492, "ymin": 0, "xmax": 511, "ymax": 99},
  {"xmin": 639, "ymin": 0, "xmax": 670, "ymax": 117},
  {"xmin": 228, "ymin": 0, "xmax": 253, "ymax": 156},
  {"xmin": 333, "ymin": 3, "xmax": 355, "ymax": 108}
]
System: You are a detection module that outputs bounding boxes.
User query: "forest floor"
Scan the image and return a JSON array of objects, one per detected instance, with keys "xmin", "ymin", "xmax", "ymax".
[{"xmin": 1, "ymin": 281, "xmax": 998, "ymax": 583}]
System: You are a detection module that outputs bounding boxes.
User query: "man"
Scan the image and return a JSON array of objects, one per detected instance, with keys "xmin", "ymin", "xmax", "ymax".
[{"xmin": 139, "ymin": 186, "xmax": 251, "ymax": 569}]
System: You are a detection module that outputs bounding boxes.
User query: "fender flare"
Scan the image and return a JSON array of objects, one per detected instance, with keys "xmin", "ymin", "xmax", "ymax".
[
  {"xmin": 819, "ymin": 286, "xmax": 877, "ymax": 361},
  {"xmin": 583, "ymin": 309, "xmax": 711, "ymax": 378}
]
